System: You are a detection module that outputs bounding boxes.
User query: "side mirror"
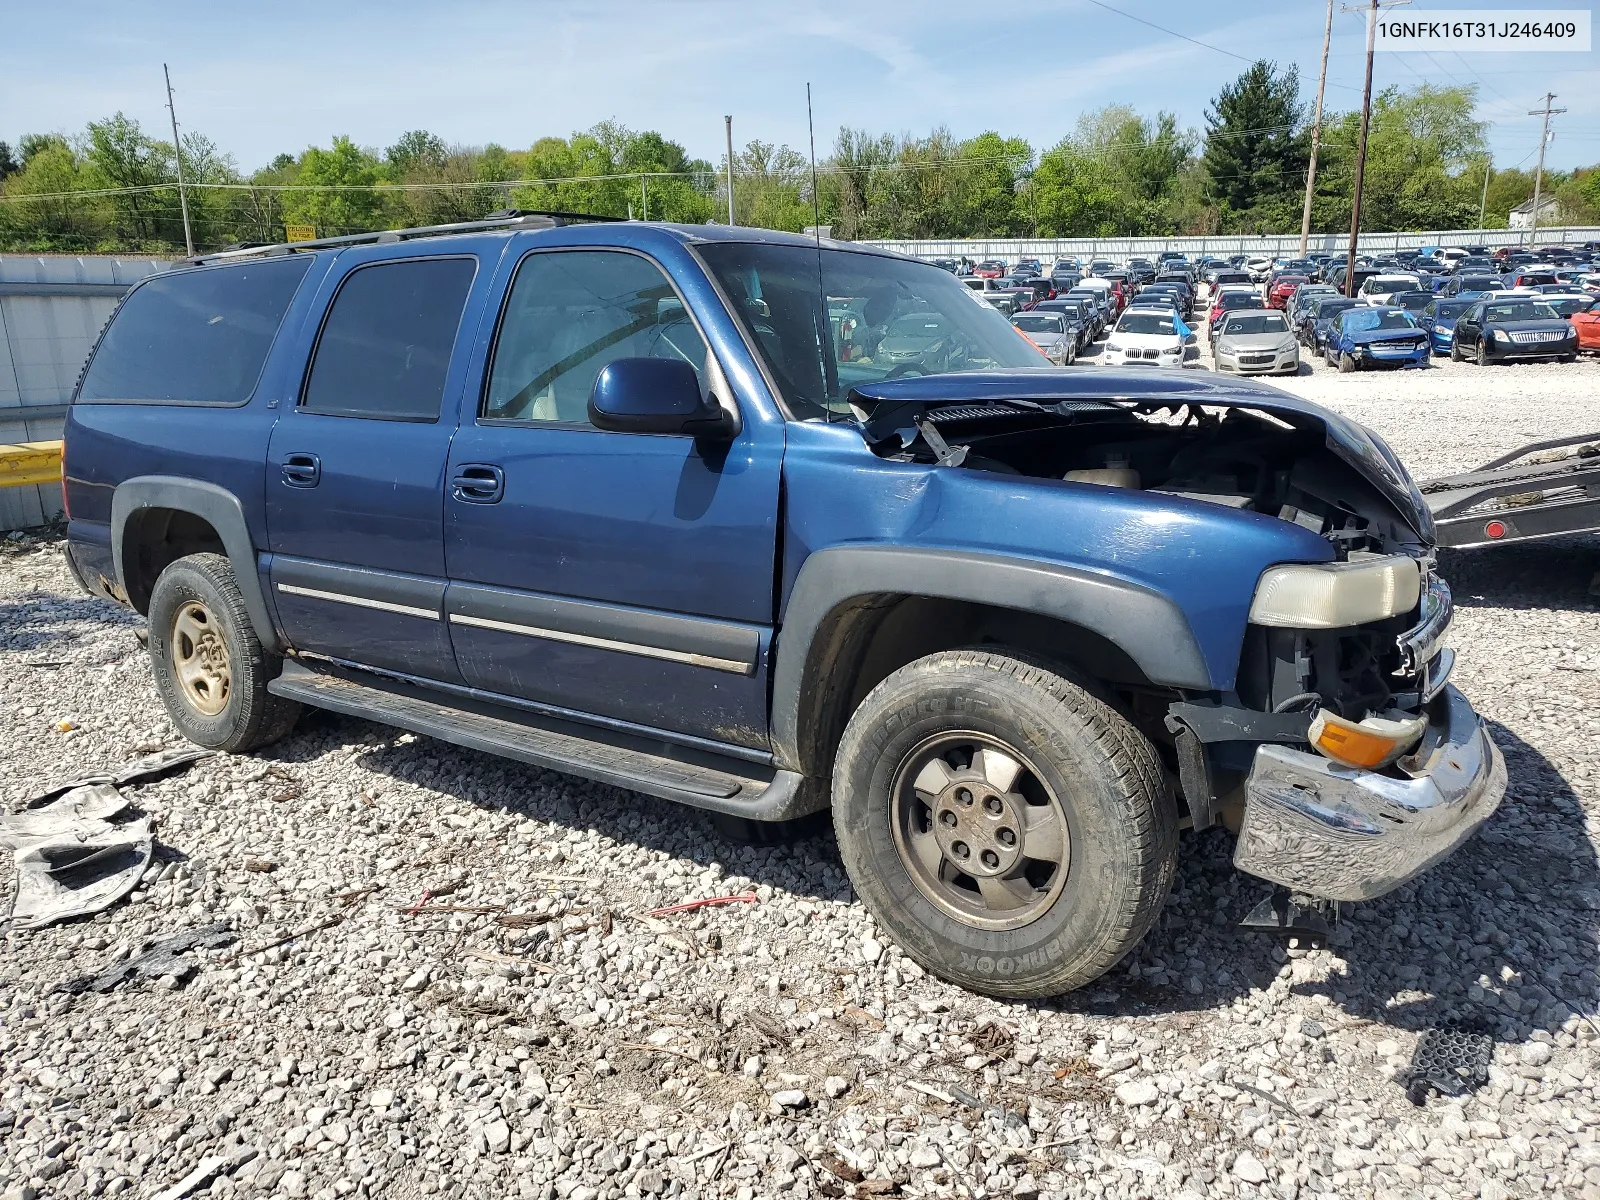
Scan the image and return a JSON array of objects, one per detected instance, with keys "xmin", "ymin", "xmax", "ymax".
[{"xmin": 588, "ymin": 357, "xmax": 738, "ymax": 439}]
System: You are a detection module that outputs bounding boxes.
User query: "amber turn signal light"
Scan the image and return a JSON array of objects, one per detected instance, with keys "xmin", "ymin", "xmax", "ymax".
[{"xmin": 1307, "ymin": 709, "xmax": 1427, "ymax": 771}]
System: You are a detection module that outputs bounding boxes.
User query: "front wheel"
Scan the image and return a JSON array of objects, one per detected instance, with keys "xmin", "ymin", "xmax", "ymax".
[
  {"xmin": 1450, "ymin": 339, "xmax": 1464, "ymax": 362},
  {"xmin": 148, "ymin": 553, "xmax": 301, "ymax": 754},
  {"xmin": 1477, "ymin": 341, "xmax": 1491, "ymax": 367},
  {"xmin": 1338, "ymin": 350, "xmax": 1357, "ymax": 373},
  {"xmin": 832, "ymin": 649, "xmax": 1177, "ymax": 999}
]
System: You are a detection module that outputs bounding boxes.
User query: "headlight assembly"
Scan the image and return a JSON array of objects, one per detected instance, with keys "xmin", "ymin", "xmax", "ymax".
[{"xmin": 1249, "ymin": 555, "xmax": 1422, "ymax": 629}]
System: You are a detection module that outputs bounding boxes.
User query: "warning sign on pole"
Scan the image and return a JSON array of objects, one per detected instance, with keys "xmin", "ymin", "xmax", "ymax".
[{"xmin": 284, "ymin": 224, "xmax": 317, "ymax": 242}]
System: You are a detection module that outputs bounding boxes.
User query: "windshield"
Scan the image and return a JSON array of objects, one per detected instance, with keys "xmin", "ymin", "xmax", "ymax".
[
  {"xmin": 1433, "ymin": 301, "xmax": 1471, "ymax": 319},
  {"xmin": 1485, "ymin": 301, "xmax": 1560, "ymax": 322},
  {"xmin": 886, "ymin": 315, "xmax": 947, "ymax": 339},
  {"xmin": 1342, "ymin": 309, "xmax": 1419, "ymax": 332},
  {"xmin": 1314, "ymin": 300, "xmax": 1359, "ymax": 318},
  {"xmin": 1458, "ymin": 276, "xmax": 1500, "ymax": 291},
  {"xmin": 699, "ymin": 243, "xmax": 1043, "ymax": 419},
  {"xmin": 1012, "ymin": 314, "xmax": 1064, "ymax": 333},
  {"xmin": 1116, "ymin": 312, "xmax": 1178, "ymax": 336},
  {"xmin": 1221, "ymin": 313, "xmax": 1289, "ymax": 336},
  {"xmin": 1548, "ymin": 297, "xmax": 1596, "ymax": 316}
]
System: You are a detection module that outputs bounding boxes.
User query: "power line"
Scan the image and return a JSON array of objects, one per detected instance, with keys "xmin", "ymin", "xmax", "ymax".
[{"xmin": 1080, "ymin": 0, "xmax": 1363, "ymax": 92}]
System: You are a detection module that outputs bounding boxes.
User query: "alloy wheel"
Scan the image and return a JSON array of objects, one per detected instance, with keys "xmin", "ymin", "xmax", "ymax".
[{"xmin": 889, "ymin": 732, "xmax": 1071, "ymax": 931}]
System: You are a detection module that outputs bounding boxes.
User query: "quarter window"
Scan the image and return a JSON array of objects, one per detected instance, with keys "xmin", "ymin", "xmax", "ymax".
[
  {"xmin": 301, "ymin": 257, "xmax": 476, "ymax": 420},
  {"xmin": 79, "ymin": 257, "xmax": 312, "ymax": 405},
  {"xmin": 484, "ymin": 250, "xmax": 708, "ymax": 425}
]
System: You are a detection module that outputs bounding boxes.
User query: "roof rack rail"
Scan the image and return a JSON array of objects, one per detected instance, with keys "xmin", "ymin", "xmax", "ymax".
[{"xmin": 188, "ymin": 209, "xmax": 626, "ymax": 265}]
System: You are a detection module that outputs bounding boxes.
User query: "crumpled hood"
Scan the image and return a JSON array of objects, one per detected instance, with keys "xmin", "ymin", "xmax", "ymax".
[{"xmin": 847, "ymin": 368, "xmax": 1434, "ymax": 541}]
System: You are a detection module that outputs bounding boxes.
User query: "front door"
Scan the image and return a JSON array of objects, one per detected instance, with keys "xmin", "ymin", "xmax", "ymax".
[
  {"xmin": 265, "ymin": 252, "xmax": 480, "ymax": 681},
  {"xmin": 443, "ymin": 247, "xmax": 782, "ymax": 749}
]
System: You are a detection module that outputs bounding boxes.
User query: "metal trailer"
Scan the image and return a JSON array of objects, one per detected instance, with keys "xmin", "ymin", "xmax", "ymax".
[{"xmin": 1421, "ymin": 432, "xmax": 1600, "ymax": 549}]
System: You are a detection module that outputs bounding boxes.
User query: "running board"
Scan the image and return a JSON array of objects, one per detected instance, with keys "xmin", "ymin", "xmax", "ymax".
[{"xmin": 268, "ymin": 661, "xmax": 823, "ymax": 822}]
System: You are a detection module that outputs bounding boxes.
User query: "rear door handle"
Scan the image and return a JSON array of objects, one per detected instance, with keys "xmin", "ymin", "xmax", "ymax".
[
  {"xmin": 452, "ymin": 464, "xmax": 504, "ymax": 504},
  {"xmin": 281, "ymin": 453, "xmax": 320, "ymax": 488}
]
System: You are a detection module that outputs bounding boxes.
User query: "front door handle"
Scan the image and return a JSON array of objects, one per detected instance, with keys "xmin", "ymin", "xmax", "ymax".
[
  {"xmin": 452, "ymin": 464, "xmax": 505, "ymax": 504},
  {"xmin": 281, "ymin": 453, "xmax": 320, "ymax": 488}
]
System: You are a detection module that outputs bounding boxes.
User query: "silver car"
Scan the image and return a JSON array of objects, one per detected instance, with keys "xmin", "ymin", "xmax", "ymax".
[
  {"xmin": 1011, "ymin": 312, "xmax": 1077, "ymax": 365},
  {"xmin": 1214, "ymin": 310, "xmax": 1300, "ymax": 376}
]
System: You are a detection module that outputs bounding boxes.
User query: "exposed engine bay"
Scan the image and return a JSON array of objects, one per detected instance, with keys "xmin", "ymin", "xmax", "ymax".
[
  {"xmin": 855, "ymin": 394, "xmax": 1446, "ymax": 818},
  {"xmin": 860, "ymin": 398, "xmax": 1428, "ymax": 559}
]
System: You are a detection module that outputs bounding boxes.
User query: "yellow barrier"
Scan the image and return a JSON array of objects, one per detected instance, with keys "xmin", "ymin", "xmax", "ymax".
[{"xmin": 0, "ymin": 440, "xmax": 63, "ymax": 489}]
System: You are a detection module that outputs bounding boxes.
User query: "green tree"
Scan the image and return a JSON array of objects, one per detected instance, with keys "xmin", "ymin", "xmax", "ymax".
[
  {"xmin": 1202, "ymin": 61, "xmax": 1307, "ymax": 229},
  {"xmin": 0, "ymin": 138, "xmax": 102, "ymax": 249},
  {"xmin": 281, "ymin": 136, "xmax": 386, "ymax": 235},
  {"xmin": 385, "ymin": 130, "xmax": 448, "ymax": 176},
  {"xmin": 1030, "ymin": 140, "xmax": 1125, "ymax": 236},
  {"xmin": 1317, "ymin": 85, "xmax": 1486, "ymax": 232},
  {"xmin": 83, "ymin": 112, "xmax": 180, "ymax": 245},
  {"xmin": 0, "ymin": 143, "xmax": 17, "ymax": 180}
]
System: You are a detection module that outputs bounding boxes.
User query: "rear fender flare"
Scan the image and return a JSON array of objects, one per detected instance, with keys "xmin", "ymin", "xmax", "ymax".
[
  {"xmin": 769, "ymin": 545, "xmax": 1213, "ymax": 771},
  {"xmin": 110, "ymin": 475, "xmax": 279, "ymax": 651}
]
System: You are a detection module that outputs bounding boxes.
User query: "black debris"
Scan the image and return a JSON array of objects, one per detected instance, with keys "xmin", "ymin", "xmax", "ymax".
[
  {"xmin": 1402, "ymin": 1021, "xmax": 1494, "ymax": 1105},
  {"xmin": 59, "ymin": 924, "xmax": 237, "ymax": 995}
]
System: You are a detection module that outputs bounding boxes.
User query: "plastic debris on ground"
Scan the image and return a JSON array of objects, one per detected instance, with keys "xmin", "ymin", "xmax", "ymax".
[
  {"xmin": 1401, "ymin": 1021, "xmax": 1494, "ymax": 1105},
  {"xmin": 0, "ymin": 748, "xmax": 212, "ymax": 930},
  {"xmin": 59, "ymin": 924, "xmax": 238, "ymax": 995}
]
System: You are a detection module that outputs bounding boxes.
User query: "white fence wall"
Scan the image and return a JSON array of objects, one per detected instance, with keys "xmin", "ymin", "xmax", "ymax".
[
  {"xmin": 861, "ymin": 226, "xmax": 1600, "ymax": 261},
  {"xmin": 0, "ymin": 256, "xmax": 172, "ymax": 529}
]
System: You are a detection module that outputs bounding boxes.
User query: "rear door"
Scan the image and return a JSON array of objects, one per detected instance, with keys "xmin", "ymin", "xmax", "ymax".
[
  {"xmin": 264, "ymin": 247, "xmax": 484, "ymax": 681},
  {"xmin": 442, "ymin": 245, "xmax": 782, "ymax": 750}
]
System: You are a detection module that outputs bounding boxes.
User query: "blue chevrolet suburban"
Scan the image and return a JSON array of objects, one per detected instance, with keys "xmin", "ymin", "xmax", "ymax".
[{"xmin": 61, "ymin": 213, "xmax": 1505, "ymax": 998}]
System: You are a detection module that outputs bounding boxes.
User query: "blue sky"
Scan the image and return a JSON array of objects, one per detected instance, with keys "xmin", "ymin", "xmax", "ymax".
[{"xmin": 5, "ymin": 0, "xmax": 1596, "ymax": 173}]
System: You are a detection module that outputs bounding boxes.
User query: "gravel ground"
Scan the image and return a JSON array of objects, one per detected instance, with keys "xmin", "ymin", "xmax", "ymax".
[{"xmin": 4, "ymin": 328, "xmax": 1600, "ymax": 1200}]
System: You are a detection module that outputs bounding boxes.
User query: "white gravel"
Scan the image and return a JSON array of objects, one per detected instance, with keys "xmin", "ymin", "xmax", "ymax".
[{"xmin": 3, "ymin": 335, "xmax": 1600, "ymax": 1200}]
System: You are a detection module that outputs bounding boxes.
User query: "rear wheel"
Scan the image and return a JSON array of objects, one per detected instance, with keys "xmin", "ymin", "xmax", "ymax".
[
  {"xmin": 832, "ymin": 649, "xmax": 1177, "ymax": 999},
  {"xmin": 148, "ymin": 553, "xmax": 301, "ymax": 754}
]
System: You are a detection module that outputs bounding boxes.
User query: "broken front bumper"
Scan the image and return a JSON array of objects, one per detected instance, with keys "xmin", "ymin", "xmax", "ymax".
[{"xmin": 1233, "ymin": 684, "xmax": 1505, "ymax": 902}]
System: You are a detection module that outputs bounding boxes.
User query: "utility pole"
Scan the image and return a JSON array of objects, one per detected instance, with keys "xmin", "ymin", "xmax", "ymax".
[
  {"xmin": 1477, "ymin": 158, "xmax": 1491, "ymax": 239},
  {"xmin": 1527, "ymin": 93, "xmax": 1565, "ymax": 246},
  {"xmin": 1299, "ymin": 0, "xmax": 1334, "ymax": 258},
  {"xmin": 641, "ymin": 176, "xmax": 647, "ymax": 222},
  {"xmin": 163, "ymin": 63, "xmax": 194, "ymax": 257},
  {"xmin": 1340, "ymin": 0, "xmax": 1409, "ymax": 296},
  {"xmin": 724, "ymin": 116, "xmax": 736, "ymax": 226}
]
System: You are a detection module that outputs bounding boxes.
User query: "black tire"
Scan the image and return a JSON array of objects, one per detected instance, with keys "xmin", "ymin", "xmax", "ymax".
[
  {"xmin": 1450, "ymin": 339, "xmax": 1464, "ymax": 362},
  {"xmin": 1338, "ymin": 350, "xmax": 1357, "ymax": 373},
  {"xmin": 832, "ymin": 649, "xmax": 1177, "ymax": 999},
  {"xmin": 1477, "ymin": 341, "xmax": 1490, "ymax": 367},
  {"xmin": 147, "ymin": 552, "xmax": 300, "ymax": 754}
]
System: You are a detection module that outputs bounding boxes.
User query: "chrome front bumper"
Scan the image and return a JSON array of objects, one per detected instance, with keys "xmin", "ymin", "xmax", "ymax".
[{"xmin": 1233, "ymin": 684, "xmax": 1506, "ymax": 902}]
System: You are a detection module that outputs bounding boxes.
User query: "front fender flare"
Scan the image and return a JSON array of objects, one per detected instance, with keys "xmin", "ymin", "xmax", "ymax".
[
  {"xmin": 111, "ymin": 475, "xmax": 279, "ymax": 651},
  {"xmin": 769, "ymin": 545, "xmax": 1213, "ymax": 771}
]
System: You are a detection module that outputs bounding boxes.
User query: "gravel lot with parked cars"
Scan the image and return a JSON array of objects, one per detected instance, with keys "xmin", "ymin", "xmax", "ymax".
[{"xmin": 4, "ymin": 287, "xmax": 1600, "ymax": 1200}]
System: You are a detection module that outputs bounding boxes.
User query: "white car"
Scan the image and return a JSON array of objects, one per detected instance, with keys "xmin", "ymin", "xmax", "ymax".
[
  {"xmin": 1103, "ymin": 309, "xmax": 1196, "ymax": 368},
  {"xmin": 1358, "ymin": 274, "xmax": 1423, "ymax": 306},
  {"xmin": 1245, "ymin": 257, "xmax": 1273, "ymax": 282}
]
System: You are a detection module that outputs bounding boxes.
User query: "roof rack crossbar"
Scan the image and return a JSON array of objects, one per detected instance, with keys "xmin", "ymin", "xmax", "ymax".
[{"xmin": 188, "ymin": 210, "xmax": 625, "ymax": 265}]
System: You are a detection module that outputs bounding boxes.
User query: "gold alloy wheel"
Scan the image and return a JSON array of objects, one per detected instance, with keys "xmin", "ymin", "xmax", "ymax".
[
  {"xmin": 171, "ymin": 600, "xmax": 231, "ymax": 716},
  {"xmin": 889, "ymin": 732, "xmax": 1072, "ymax": 931}
]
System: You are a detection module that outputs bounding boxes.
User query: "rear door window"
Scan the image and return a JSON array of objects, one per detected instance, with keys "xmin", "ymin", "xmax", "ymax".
[
  {"xmin": 78, "ymin": 256, "xmax": 313, "ymax": 405},
  {"xmin": 301, "ymin": 257, "xmax": 476, "ymax": 421}
]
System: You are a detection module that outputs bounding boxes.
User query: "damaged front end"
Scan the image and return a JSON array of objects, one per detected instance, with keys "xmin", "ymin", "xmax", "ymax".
[{"xmin": 849, "ymin": 370, "xmax": 1505, "ymax": 903}]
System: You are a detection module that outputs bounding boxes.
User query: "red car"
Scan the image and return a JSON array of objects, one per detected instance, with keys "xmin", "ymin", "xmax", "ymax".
[
  {"xmin": 974, "ymin": 260, "xmax": 1007, "ymax": 279},
  {"xmin": 1574, "ymin": 308, "xmax": 1600, "ymax": 353},
  {"xmin": 1267, "ymin": 275, "xmax": 1307, "ymax": 309}
]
